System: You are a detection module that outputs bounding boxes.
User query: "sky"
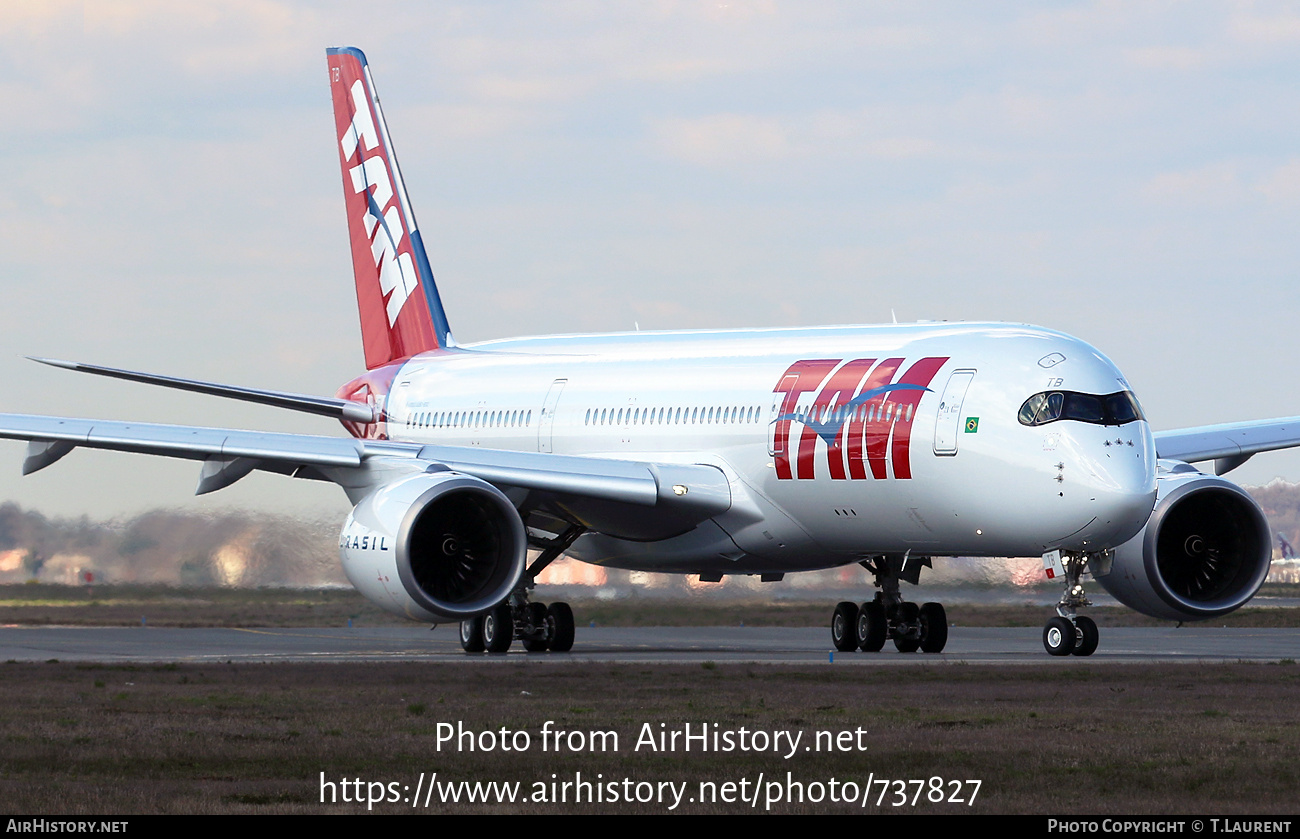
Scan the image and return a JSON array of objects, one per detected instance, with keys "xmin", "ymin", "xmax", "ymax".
[{"xmin": 2, "ymin": 1, "xmax": 1300, "ymax": 522}]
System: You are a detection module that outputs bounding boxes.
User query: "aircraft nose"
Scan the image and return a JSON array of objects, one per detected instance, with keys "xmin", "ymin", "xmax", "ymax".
[{"xmin": 1063, "ymin": 425, "xmax": 1157, "ymax": 548}]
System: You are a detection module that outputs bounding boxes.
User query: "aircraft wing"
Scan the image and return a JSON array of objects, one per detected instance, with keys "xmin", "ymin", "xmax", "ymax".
[
  {"xmin": 1154, "ymin": 416, "xmax": 1300, "ymax": 475},
  {"xmin": 28, "ymin": 357, "xmax": 378, "ymax": 423},
  {"xmin": 0, "ymin": 413, "xmax": 729, "ymax": 516}
]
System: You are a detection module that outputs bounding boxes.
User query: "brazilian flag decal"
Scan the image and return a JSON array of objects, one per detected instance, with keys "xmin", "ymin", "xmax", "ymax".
[{"xmin": 965, "ymin": 417, "xmax": 979, "ymax": 433}]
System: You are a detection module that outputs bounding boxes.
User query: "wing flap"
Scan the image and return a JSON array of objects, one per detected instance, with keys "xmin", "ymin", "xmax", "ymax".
[{"xmin": 0, "ymin": 414, "xmax": 365, "ymax": 468}]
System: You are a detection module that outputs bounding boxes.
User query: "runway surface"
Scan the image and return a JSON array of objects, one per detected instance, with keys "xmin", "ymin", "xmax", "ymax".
[{"xmin": 2, "ymin": 624, "xmax": 1298, "ymax": 664}]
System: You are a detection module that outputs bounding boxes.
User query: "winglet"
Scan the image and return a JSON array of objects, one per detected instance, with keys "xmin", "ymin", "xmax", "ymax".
[{"xmin": 326, "ymin": 47, "xmax": 453, "ymax": 369}]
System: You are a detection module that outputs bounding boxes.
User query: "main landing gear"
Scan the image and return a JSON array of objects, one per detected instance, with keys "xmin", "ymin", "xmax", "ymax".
[
  {"xmin": 1041, "ymin": 549, "xmax": 1105, "ymax": 657},
  {"xmin": 459, "ymin": 524, "xmax": 585, "ymax": 654},
  {"xmin": 831, "ymin": 554, "xmax": 949, "ymax": 654}
]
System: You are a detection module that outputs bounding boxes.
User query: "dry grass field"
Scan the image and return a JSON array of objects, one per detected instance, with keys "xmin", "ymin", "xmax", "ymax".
[
  {"xmin": 3, "ymin": 582, "xmax": 1300, "ymax": 628},
  {"xmin": 3, "ymin": 584, "xmax": 1299, "ymax": 815},
  {"xmin": 1, "ymin": 660, "xmax": 1298, "ymax": 815}
]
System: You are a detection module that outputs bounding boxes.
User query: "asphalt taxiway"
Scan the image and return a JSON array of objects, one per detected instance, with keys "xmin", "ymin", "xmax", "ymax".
[{"xmin": 1, "ymin": 625, "xmax": 1297, "ymax": 664}]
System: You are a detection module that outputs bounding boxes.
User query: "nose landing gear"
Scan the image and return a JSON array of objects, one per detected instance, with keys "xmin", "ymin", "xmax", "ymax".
[
  {"xmin": 1042, "ymin": 549, "xmax": 1107, "ymax": 656},
  {"xmin": 1043, "ymin": 614, "xmax": 1099, "ymax": 657}
]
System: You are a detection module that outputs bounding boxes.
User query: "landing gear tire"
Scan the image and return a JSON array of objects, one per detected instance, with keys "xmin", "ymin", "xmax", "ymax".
[
  {"xmin": 459, "ymin": 615, "xmax": 485, "ymax": 653},
  {"xmin": 894, "ymin": 635, "xmax": 921, "ymax": 653},
  {"xmin": 1043, "ymin": 616, "xmax": 1075, "ymax": 656},
  {"xmin": 522, "ymin": 602, "xmax": 551, "ymax": 652},
  {"xmin": 832, "ymin": 601, "xmax": 859, "ymax": 652},
  {"xmin": 548, "ymin": 602, "xmax": 575, "ymax": 652},
  {"xmin": 1072, "ymin": 615, "xmax": 1099, "ymax": 657},
  {"xmin": 483, "ymin": 603, "xmax": 514, "ymax": 653},
  {"xmin": 856, "ymin": 601, "xmax": 887, "ymax": 652},
  {"xmin": 893, "ymin": 601, "xmax": 921, "ymax": 653},
  {"xmin": 919, "ymin": 602, "xmax": 948, "ymax": 653}
]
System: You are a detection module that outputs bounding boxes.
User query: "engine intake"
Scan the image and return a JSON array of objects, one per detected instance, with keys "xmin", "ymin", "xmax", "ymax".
[
  {"xmin": 1095, "ymin": 466, "xmax": 1271, "ymax": 621},
  {"xmin": 339, "ymin": 472, "xmax": 527, "ymax": 621}
]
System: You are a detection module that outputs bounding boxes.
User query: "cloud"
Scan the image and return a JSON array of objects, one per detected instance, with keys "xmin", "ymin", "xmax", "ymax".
[
  {"xmin": 1256, "ymin": 158, "xmax": 1300, "ymax": 203},
  {"xmin": 1142, "ymin": 159, "xmax": 1300, "ymax": 207},
  {"xmin": 1140, "ymin": 162, "xmax": 1245, "ymax": 206},
  {"xmin": 651, "ymin": 113, "xmax": 789, "ymax": 166},
  {"xmin": 1125, "ymin": 45, "xmax": 1208, "ymax": 71},
  {"xmin": 468, "ymin": 74, "xmax": 596, "ymax": 103},
  {"xmin": 1231, "ymin": 12, "xmax": 1300, "ymax": 45},
  {"xmin": 650, "ymin": 108, "xmax": 951, "ymax": 170}
]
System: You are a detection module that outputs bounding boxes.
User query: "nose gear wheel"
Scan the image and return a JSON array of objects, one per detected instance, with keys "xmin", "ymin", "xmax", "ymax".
[{"xmin": 1041, "ymin": 550, "xmax": 1105, "ymax": 657}]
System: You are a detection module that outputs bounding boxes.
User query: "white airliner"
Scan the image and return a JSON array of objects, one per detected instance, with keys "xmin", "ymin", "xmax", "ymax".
[{"xmin": 3, "ymin": 47, "xmax": 1297, "ymax": 657}]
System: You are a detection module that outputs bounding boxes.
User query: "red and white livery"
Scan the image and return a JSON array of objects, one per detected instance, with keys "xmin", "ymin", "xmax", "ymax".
[{"xmin": 3, "ymin": 47, "xmax": 1297, "ymax": 657}]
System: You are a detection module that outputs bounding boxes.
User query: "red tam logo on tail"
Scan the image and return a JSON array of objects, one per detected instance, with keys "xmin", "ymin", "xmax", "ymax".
[{"xmin": 327, "ymin": 47, "xmax": 449, "ymax": 370}]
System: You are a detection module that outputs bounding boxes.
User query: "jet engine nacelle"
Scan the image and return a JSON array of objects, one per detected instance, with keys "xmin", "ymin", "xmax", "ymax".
[
  {"xmin": 338, "ymin": 471, "xmax": 527, "ymax": 622},
  {"xmin": 1094, "ymin": 464, "xmax": 1271, "ymax": 621}
]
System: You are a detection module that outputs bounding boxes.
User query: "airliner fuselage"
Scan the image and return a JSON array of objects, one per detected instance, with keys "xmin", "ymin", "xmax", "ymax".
[{"xmin": 380, "ymin": 322, "xmax": 1158, "ymax": 573}]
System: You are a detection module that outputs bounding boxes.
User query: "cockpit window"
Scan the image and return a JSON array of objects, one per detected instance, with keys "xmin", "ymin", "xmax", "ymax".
[
  {"xmin": 1105, "ymin": 392, "xmax": 1142, "ymax": 424},
  {"xmin": 1065, "ymin": 393, "xmax": 1104, "ymax": 423},
  {"xmin": 1018, "ymin": 390, "xmax": 1145, "ymax": 427}
]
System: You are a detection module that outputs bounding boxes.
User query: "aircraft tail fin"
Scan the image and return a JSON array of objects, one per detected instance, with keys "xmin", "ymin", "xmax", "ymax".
[{"xmin": 326, "ymin": 47, "xmax": 453, "ymax": 369}]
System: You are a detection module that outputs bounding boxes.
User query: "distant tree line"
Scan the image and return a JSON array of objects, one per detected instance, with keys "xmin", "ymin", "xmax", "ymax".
[
  {"xmin": 3, "ymin": 479, "xmax": 1299, "ymax": 588},
  {"xmin": 0, "ymin": 502, "xmax": 345, "ymax": 587}
]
